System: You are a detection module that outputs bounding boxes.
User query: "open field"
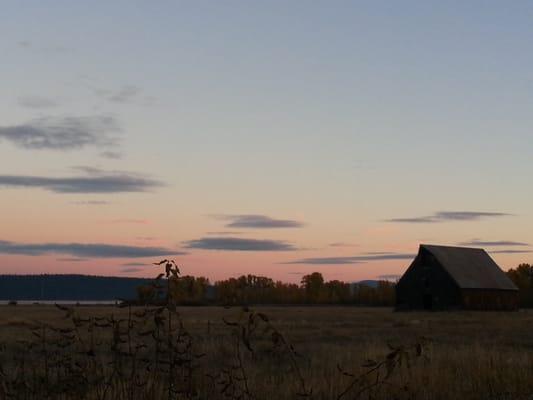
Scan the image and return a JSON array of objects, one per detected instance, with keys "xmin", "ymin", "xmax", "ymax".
[{"xmin": 1, "ymin": 305, "xmax": 533, "ymax": 399}]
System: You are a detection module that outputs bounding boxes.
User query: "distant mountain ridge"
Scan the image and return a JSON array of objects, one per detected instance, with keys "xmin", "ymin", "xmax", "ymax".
[
  {"xmin": 354, "ymin": 280, "xmax": 380, "ymax": 288},
  {"xmin": 0, "ymin": 274, "xmax": 152, "ymax": 301}
]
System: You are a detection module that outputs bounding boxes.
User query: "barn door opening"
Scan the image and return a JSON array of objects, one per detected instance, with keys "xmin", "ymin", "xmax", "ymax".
[{"xmin": 423, "ymin": 294, "xmax": 433, "ymax": 310}]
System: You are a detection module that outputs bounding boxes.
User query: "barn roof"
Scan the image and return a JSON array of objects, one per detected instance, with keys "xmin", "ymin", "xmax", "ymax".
[{"xmin": 420, "ymin": 244, "xmax": 518, "ymax": 291}]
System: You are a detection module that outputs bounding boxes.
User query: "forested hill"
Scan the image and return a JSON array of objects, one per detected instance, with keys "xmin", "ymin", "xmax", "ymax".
[{"xmin": 0, "ymin": 275, "xmax": 152, "ymax": 301}]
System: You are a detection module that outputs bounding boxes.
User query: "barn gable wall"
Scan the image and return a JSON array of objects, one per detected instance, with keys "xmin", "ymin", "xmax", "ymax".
[{"xmin": 396, "ymin": 248, "xmax": 461, "ymax": 310}]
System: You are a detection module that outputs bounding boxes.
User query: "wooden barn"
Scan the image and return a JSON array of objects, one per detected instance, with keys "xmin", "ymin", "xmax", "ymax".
[{"xmin": 396, "ymin": 244, "xmax": 519, "ymax": 311}]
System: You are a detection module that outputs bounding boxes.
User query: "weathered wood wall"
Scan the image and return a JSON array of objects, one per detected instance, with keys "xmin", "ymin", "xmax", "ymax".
[{"xmin": 461, "ymin": 289, "xmax": 519, "ymax": 311}]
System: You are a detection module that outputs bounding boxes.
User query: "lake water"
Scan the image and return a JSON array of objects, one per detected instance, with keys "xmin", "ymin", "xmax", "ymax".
[{"xmin": 0, "ymin": 300, "xmax": 120, "ymax": 305}]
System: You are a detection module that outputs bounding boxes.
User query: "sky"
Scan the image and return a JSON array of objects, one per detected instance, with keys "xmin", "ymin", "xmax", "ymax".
[{"xmin": 0, "ymin": 1, "xmax": 532, "ymax": 283}]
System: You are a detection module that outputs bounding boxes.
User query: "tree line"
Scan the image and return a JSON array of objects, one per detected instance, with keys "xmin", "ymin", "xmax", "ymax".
[
  {"xmin": 506, "ymin": 264, "xmax": 533, "ymax": 307},
  {"xmin": 137, "ymin": 264, "xmax": 533, "ymax": 308},
  {"xmin": 136, "ymin": 271, "xmax": 396, "ymax": 306}
]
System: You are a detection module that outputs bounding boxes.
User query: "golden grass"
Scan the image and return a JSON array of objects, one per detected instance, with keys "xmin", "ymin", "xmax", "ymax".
[{"xmin": 1, "ymin": 305, "xmax": 533, "ymax": 399}]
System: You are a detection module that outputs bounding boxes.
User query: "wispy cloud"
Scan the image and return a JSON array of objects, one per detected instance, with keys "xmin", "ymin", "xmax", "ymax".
[
  {"xmin": 206, "ymin": 231, "xmax": 243, "ymax": 235},
  {"xmin": 184, "ymin": 237, "xmax": 296, "ymax": 251},
  {"xmin": 70, "ymin": 166, "xmax": 107, "ymax": 175},
  {"xmin": 459, "ymin": 239, "xmax": 529, "ymax": 247},
  {"xmin": 386, "ymin": 211, "xmax": 511, "ymax": 223},
  {"xmin": 18, "ymin": 96, "xmax": 58, "ymax": 109},
  {"xmin": 100, "ymin": 151, "xmax": 122, "ymax": 159},
  {"xmin": 121, "ymin": 267, "xmax": 144, "ymax": 273},
  {"xmin": 108, "ymin": 85, "xmax": 140, "ymax": 103},
  {"xmin": 386, "ymin": 216, "xmax": 436, "ymax": 223},
  {"xmin": 121, "ymin": 262, "xmax": 148, "ymax": 267},
  {"xmin": 213, "ymin": 214, "xmax": 304, "ymax": 229},
  {"xmin": 488, "ymin": 249, "xmax": 532, "ymax": 254},
  {"xmin": 94, "ymin": 85, "xmax": 151, "ymax": 105},
  {"xmin": 285, "ymin": 257, "xmax": 361, "ymax": 265},
  {"xmin": 435, "ymin": 211, "xmax": 511, "ymax": 221},
  {"xmin": 57, "ymin": 258, "xmax": 90, "ymax": 262},
  {"xmin": 0, "ymin": 115, "xmax": 120, "ymax": 151},
  {"xmin": 0, "ymin": 240, "xmax": 184, "ymax": 258},
  {"xmin": 0, "ymin": 169, "xmax": 162, "ymax": 193},
  {"xmin": 284, "ymin": 252, "xmax": 415, "ymax": 265},
  {"xmin": 329, "ymin": 242, "xmax": 358, "ymax": 248}
]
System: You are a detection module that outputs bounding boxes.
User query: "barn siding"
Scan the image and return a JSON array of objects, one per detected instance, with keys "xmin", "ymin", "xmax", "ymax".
[{"xmin": 461, "ymin": 289, "xmax": 519, "ymax": 311}]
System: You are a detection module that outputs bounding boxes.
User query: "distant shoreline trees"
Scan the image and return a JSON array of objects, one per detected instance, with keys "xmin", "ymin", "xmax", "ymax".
[
  {"xmin": 136, "ymin": 271, "xmax": 397, "ymax": 306},
  {"xmin": 0, "ymin": 273, "xmax": 396, "ymax": 306}
]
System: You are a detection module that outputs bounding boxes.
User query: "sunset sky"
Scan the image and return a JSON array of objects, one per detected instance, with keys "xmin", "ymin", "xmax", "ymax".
[{"xmin": 1, "ymin": 1, "xmax": 532, "ymax": 283}]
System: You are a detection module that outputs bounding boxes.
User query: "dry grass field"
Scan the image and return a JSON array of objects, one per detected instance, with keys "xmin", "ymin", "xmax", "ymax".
[{"xmin": 1, "ymin": 305, "xmax": 533, "ymax": 399}]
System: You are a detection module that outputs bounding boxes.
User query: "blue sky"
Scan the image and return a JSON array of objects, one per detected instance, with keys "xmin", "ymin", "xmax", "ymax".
[{"xmin": 0, "ymin": 1, "xmax": 531, "ymax": 281}]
